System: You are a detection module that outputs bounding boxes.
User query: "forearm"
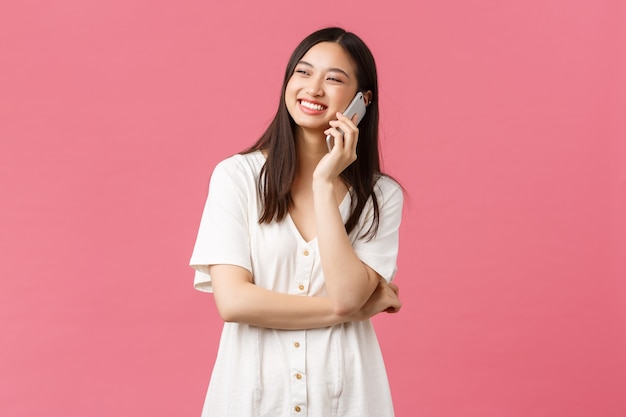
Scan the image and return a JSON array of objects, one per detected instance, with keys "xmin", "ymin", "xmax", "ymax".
[
  {"xmin": 210, "ymin": 264, "xmax": 353, "ymax": 330},
  {"xmin": 313, "ymin": 181, "xmax": 378, "ymax": 315}
]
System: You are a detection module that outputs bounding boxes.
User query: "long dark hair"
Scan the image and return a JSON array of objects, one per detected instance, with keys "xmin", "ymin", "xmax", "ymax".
[{"xmin": 244, "ymin": 27, "xmax": 385, "ymax": 238}]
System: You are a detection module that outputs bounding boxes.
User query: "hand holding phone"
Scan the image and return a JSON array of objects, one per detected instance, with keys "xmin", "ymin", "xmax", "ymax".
[{"xmin": 326, "ymin": 92, "xmax": 367, "ymax": 152}]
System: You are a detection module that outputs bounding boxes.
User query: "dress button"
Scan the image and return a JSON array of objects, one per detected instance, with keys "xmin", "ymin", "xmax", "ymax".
[
  {"xmin": 295, "ymin": 406, "xmax": 301, "ymax": 412},
  {"xmin": 303, "ymin": 250, "xmax": 309, "ymax": 256},
  {"xmin": 298, "ymin": 284, "xmax": 305, "ymax": 291},
  {"xmin": 294, "ymin": 342, "xmax": 300, "ymax": 348},
  {"xmin": 295, "ymin": 373, "xmax": 302, "ymax": 380}
]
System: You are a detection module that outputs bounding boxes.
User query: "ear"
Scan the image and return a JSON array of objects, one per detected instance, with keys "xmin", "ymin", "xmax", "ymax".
[{"xmin": 363, "ymin": 90, "xmax": 373, "ymax": 106}]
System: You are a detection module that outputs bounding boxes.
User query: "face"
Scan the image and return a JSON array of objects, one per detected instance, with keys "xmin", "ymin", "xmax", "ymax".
[{"xmin": 285, "ymin": 42, "xmax": 360, "ymax": 135}]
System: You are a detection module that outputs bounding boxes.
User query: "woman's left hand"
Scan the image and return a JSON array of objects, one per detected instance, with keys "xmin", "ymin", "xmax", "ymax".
[
  {"xmin": 313, "ymin": 112, "xmax": 359, "ymax": 183},
  {"xmin": 350, "ymin": 278, "xmax": 402, "ymax": 321}
]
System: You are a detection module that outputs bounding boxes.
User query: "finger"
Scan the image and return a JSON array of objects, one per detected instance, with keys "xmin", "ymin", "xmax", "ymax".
[
  {"xmin": 384, "ymin": 298, "xmax": 402, "ymax": 313},
  {"xmin": 385, "ymin": 305, "xmax": 401, "ymax": 314},
  {"xmin": 330, "ymin": 123, "xmax": 358, "ymax": 157},
  {"xmin": 331, "ymin": 115, "xmax": 358, "ymax": 138},
  {"xmin": 323, "ymin": 127, "xmax": 345, "ymax": 150},
  {"xmin": 330, "ymin": 116, "xmax": 357, "ymax": 139},
  {"xmin": 336, "ymin": 111, "xmax": 359, "ymax": 128},
  {"xmin": 387, "ymin": 288, "xmax": 401, "ymax": 305}
]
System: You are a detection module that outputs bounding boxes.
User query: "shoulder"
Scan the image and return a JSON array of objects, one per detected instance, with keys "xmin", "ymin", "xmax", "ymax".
[
  {"xmin": 212, "ymin": 151, "xmax": 266, "ymax": 185},
  {"xmin": 373, "ymin": 174, "xmax": 403, "ymax": 205},
  {"xmin": 215, "ymin": 151, "xmax": 265, "ymax": 174}
]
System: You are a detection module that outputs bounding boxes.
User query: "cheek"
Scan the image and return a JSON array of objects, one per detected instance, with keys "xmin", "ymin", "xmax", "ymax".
[
  {"xmin": 284, "ymin": 81, "xmax": 298, "ymax": 117},
  {"xmin": 284, "ymin": 85, "xmax": 295, "ymax": 106},
  {"xmin": 284, "ymin": 77, "xmax": 301, "ymax": 98},
  {"xmin": 334, "ymin": 89, "xmax": 359, "ymax": 110}
]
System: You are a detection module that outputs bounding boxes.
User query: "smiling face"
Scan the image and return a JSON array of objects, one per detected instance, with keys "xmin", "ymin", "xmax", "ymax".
[{"xmin": 285, "ymin": 41, "xmax": 360, "ymax": 137}]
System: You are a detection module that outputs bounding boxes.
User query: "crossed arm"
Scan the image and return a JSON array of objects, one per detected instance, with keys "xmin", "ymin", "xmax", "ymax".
[{"xmin": 210, "ymin": 263, "xmax": 400, "ymax": 330}]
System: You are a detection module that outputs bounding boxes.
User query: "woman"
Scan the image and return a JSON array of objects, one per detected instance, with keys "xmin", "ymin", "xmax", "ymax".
[{"xmin": 190, "ymin": 27, "xmax": 403, "ymax": 417}]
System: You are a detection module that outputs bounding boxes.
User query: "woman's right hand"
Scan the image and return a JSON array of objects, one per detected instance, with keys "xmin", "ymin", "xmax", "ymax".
[{"xmin": 352, "ymin": 279, "xmax": 401, "ymax": 321}]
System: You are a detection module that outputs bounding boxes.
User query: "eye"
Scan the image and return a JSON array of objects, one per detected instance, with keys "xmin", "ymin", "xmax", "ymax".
[
  {"xmin": 326, "ymin": 75, "xmax": 344, "ymax": 83},
  {"xmin": 294, "ymin": 68, "xmax": 309, "ymax": 75}
]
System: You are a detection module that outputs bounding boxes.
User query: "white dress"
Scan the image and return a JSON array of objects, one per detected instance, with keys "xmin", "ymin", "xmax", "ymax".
[{"xmin": 190, "ymin": 151, "xmax": 403, "ymax": 417}]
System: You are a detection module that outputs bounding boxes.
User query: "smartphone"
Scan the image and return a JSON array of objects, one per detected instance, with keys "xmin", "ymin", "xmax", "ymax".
[{"xmin": 326, "ymin": 92, "xmax": 367, "ymax": 152}]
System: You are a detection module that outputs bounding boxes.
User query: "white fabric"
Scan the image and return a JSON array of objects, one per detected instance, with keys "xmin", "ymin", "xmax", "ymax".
[{"xmin": 190, "ymin": 151, "xmax": 403, "ymax": 417}]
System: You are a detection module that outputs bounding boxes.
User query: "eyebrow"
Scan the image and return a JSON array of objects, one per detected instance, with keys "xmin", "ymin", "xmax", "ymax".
[{"xmin": 297, "ymin": 60, "xmax": 351, "ymax": 79}]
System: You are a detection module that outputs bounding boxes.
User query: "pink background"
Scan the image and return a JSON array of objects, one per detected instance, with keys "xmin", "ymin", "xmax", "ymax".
[{"xmin": 1, "ymin": 1, "xmax": 625, "ymax": 416}]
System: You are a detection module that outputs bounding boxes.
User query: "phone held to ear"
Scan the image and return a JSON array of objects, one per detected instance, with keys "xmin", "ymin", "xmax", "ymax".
[{"xmin": 326, "ymin": 92, "xmax": 367, "ymax": 152}]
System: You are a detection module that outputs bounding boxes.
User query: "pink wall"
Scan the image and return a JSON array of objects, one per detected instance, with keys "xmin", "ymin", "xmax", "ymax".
[{"xmin": 1, "ymin": 1, "xmax": 624, "ymax": 416}]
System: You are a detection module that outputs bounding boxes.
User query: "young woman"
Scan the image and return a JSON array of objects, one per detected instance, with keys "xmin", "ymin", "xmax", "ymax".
[{"xmin": 190, "ymin": 27, "xmax": 403, "ymax": 417}]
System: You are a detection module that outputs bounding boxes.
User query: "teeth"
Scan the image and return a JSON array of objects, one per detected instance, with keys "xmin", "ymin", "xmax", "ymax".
[{"xmin": 300, "ymin": 100, "xmax": 325, "ymax": 111}]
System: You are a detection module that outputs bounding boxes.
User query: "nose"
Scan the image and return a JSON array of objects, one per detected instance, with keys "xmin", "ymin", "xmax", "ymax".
[{"xmin": 305, "ymin": 76, "xmax": 324, "ymax": 97}]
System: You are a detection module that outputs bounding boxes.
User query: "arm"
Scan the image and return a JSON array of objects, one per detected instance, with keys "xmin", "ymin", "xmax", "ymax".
[
  {"xmin": 313, "ymin": 180, "xmax": 380, "ymax": 316},
  {"xmin": 313, "ymin": 112, "xmax": 384, "ymax": 315},
  {"xmin": 209, "ymin": 264, "xmax": 400, "ymax": 330}
]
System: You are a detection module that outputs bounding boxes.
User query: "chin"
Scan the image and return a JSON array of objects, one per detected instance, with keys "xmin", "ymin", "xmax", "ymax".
[
  {"xmin": 293, "ymin": 123, "xmax": 325, "ymax": 136},
  {"xmin": 292, "ymin": 117, "xmax": 325, "ymax": 131}
]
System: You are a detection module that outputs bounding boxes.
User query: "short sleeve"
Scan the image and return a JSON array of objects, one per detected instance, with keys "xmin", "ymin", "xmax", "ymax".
[
  {"xmin": 189, "ymin": 157, "xmax": 252, "ymax": 292},
  {"xmin": 352, "ymin": 177, "xmax": 404, "ymax": 283}
]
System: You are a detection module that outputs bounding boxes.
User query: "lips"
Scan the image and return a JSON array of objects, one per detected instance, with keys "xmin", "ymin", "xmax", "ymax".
[{"xmin": 299, "ymin": 99, "xmax": 327, "ymax": 112}]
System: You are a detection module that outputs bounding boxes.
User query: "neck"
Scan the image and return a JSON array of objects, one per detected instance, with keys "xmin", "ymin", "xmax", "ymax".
[{"xmin": 294, "ymin": 127, "xmax": 328, "ymax": 178}]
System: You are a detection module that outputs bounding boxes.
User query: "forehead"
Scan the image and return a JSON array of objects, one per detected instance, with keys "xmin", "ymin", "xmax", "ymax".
[{"xmin": 299, "ymin": 42, "xmax": 357, "ymax": 75}]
